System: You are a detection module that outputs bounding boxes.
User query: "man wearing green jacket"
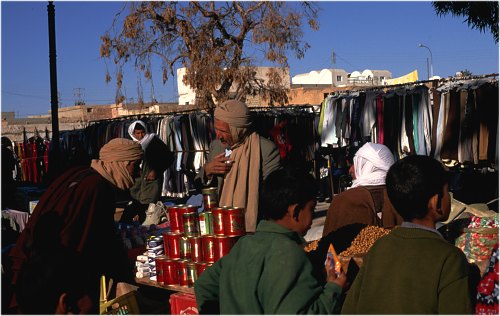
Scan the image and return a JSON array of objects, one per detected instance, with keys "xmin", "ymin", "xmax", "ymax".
[
  {"xmin": 342, "ymin": 155, "xmax": 473, "ymax": 314},
  {"xmin": 194, "ymin": 167, "xmax": 346, "ymax": 314}
]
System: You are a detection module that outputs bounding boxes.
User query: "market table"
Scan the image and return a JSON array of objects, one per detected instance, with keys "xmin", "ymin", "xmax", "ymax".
[{"xmin": 135, "ymin": 277, "xmax": 195, "ymax": 294}]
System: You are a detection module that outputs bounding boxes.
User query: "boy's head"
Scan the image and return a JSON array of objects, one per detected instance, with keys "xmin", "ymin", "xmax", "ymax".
[
  {"xmin": 260, "ymin": 167, "xmax": 317, "ymax": 235},
  {"xmin": 386, "ymin": 155, "xmax": 450, "ymax": 222}
]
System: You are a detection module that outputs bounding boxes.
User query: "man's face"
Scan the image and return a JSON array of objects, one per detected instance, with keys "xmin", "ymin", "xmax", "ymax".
[
  {"xmin": 132, "ymin": 128, "xmax": 145, "ymax": 141},
  {"xmin": 438, "ymin": 183, "xmax": 452, "ymax": 221},
  {"xmin": 126, "ymin": 159, "xmax": 142, "ymax": 178},
  {"xmin": 296, "ymin": 199, "xmax": 316, "ymax": 236},
  {"xmin": 214, "ymin": 119, "xmax": 233, "ymax": 147}
]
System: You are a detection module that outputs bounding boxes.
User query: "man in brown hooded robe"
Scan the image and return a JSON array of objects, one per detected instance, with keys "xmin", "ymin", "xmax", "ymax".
[{"xmin": 8, "ymin": 138, "xmax": 143, "ymax": 313}]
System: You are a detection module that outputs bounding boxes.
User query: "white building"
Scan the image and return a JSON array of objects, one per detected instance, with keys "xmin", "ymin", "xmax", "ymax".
[{"xmin": 292, "ymin": 68, "xmax": 392, "ymax": 87}]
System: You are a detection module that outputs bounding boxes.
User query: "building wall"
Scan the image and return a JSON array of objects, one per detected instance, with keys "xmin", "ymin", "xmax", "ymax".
[
  {"xmin": 288, "ymin": 87, "xmax": 333, "ymax": 105},
  {"xmin": 177, "ymin": 66, "xmax": 290, "ymax": 106}
]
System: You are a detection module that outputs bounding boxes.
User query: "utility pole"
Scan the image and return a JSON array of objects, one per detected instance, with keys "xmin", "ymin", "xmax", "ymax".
[
  {"xmin": 73, "ymin": 87, "xmax": 85, "ymax": 105},
  {"xmin": 47, "ymin": 1, "xmax": 60, "ymax": 180}
]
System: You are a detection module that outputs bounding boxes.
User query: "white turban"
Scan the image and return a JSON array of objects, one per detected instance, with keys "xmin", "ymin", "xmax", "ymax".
[
  {"xmin": 128, "ymin": 120, "xmax": 155, "ymax": 150},
  {"xmin": 350, "ymin": 142, "xmax": 394, "ymax": 188}
]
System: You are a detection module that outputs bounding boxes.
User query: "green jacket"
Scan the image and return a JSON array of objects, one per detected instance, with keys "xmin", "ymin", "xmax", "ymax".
[
  {"xmin": 194, "ymin": 220, "xmax": 343, "ymax": 314},
  {"xmin": 342, "ymin": 226, "xmax": 473, "ymax": 314},
  {"xmin": 130, "ymin": 136, "xmax": 173, "ymax": 204}
]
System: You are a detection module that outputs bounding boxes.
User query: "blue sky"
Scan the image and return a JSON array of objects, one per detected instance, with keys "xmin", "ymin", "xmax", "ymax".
[{"xmin": 1, "ymin": 1, "xmax": 498, "ymax": 117}]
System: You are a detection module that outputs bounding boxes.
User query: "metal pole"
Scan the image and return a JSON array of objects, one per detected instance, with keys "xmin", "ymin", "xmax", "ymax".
[
  {"xmin": 419, "ymin": 44, "xmax": 434, "ymax": 79},
  {"xmin": 426, "ymin": 58, "xmax": 429, "ymax": 80},
  {"xmin": 48, "ymin": 1, "xmax": 59, "ymax": 153}
]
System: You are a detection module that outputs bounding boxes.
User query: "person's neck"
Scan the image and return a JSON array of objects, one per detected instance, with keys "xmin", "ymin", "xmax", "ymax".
[
  {"xmin": 410, "ymin": 217, "xmax": 436, "ymax": 230},
  {"xmin": 272, "ymin": 218, "xmax": 296, "ymax": 233}
]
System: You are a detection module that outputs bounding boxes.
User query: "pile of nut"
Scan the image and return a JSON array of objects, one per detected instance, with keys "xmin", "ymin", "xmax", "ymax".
[
  {"xmin": 339, "ymin": 225, "xmax": 391, "ymax": 257},
  {"xmin": 304, "ymin": 239, "xmax": 319, "ymax": 252}
]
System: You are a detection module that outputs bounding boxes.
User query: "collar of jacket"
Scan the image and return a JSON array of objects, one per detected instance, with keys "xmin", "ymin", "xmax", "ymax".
[{"xmin": 255, "ymin": 220, "xmax": 306, "ymax": 244}]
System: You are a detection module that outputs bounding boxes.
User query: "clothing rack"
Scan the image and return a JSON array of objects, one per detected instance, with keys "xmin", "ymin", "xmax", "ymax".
[
  {"xmin": 249, "ymin": 104, "xmax": 315, "ymax": 111},
  {"xmin": 88, "ymin": 107, "xmax": 211, "ymax": 124},
  {"xmin": 325, "ymin": 73, "xmax": 498, "ymax": 96}
]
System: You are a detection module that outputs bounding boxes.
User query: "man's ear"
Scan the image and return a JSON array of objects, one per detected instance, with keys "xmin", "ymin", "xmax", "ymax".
[
  {"xmin": 428, "ymin": 193, "xmax": 443, "ymax": 216},
  {"xmin": 55, "ymin": 293, "xmax": 68, "ymax": 314},
  {"xmin": 287, "ymin": 203, "xmax": 299, "ymax": 221}
]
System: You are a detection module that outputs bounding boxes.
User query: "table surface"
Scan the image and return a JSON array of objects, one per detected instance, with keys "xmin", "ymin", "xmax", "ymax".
[{"xmin": 135, "ymin": 277, "xmax": 195, "ymax": 294}]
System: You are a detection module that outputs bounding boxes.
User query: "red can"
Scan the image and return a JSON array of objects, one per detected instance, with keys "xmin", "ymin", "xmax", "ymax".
[
  {"xmin": 201, "ymin": 235, "xmax": 217, "ymax": 263},
  {"xmin": 167, "ymin": 206, "xmax": 181, "ymax": 232},
  {"xmin": 196, "ymin": 262, "xmax": 209, "ymax": 277},
  {"xmin": 163, "ymin": 232, "xmax": 182, "ymax": 259},
  {"xmin": 177, "ymin": 259, "xmax": 189, "ymax": 286},
  {"xmin": 183, "ymin": 212, "xmax": 200, "ymax": 237},
  {"xmin": 189, "ymin": 236, "xmax": 203, "ymax": 262},
  {"xmin": 214, "ymin": 235, "xmax": 237, "ymax": 261},
  {"xmin": 211, "ymin": 207, "xmax": 225, "ymax": 236},
  {"xmin": 162, "ymin": 258, "xmax": 179, "ymax": 286},
  {"xmin": 155, "ymin": 256, "xmax": 167, "ymax": 284},
  {"xmin": 176, "ymin": 205, "xmax": 198, "ymax": 233},
  {"xmin": 223, "ymin": 207, "xmax": 246, "ymax": 236}
]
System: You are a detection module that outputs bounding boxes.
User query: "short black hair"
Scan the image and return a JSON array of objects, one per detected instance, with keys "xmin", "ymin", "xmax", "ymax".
[
  {"xmin": 386, "ymin": 155, "xmax": 448, "ymax": 221},
  {"xmin": 260, "ymin": 166, "xmax": 317, "ymax": 220}
]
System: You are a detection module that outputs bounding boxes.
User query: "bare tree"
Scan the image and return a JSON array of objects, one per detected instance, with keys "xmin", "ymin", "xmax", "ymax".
[
  {"xmin": 100, "ymin": 1, "xmax": 319, "ymax": 108},
  {"xmin": 433, "ymin": 1, "xmax": 498, "ymax": 43}
]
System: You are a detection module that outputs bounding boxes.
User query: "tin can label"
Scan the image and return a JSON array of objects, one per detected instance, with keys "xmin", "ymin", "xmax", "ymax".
[
  {"xmin": 202, "ymin": 187, "xmax": 218, "ymax": 211},
  {"xmin": 212, "ymin": 208, "xmax": 225, "ymax": 235},
  {"xmin": 180, "ymin": 236, "xmax": 191, "ymax": 260},
  {"xmin": 183, "ymin": 212, "xmax": 200, "ymax": 237},
  {"xmin": 155, "ymin": 256, "xmax": 167, "ymax": 284},
  {"xmin": 199, "ymin": 211, "xmax": 213, "ymax": 236},
  {"xmin": 196, "ymin": 261, "xmax": 208, "ymax": 277},
  {"xmin": 187, "ymin": 262, "xmax": 198, "ymax": 287},
  {"xmin": 163, "ymin": 232, "xmax": 182, "ymax": 259},
  {"xmin": 189, "ymin": 236, "xmax": 203, "ymax": 262},
  {"xmin": 163, "ymin": 259, "xmax": 179, "ymax": 286},
  {"xmin": 177, "ymin": 260, "xmax": 189, "ymax": 286},
  {"xmin": 167, "ymin": 206, "xmax": 181, "ymax": 232},
  {"xmin": 176, "ymin": 204, "xmax": 198, "ymax": 233},
  {"xmin": 215, "ymin": 235, "xmax": 237, "ymax": 261},
  {"xmin": 202, "ymin": 235, "xmax": 217, "ymax": 263},
  {"xmin": 223, "ymin": 207, "xmax": 246, "ymax": 236}
]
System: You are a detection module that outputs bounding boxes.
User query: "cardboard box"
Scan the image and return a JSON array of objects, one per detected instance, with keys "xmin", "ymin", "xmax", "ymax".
[{"xmin": 170, "ymin": 292, "xmax": 198, "ymax": 315}]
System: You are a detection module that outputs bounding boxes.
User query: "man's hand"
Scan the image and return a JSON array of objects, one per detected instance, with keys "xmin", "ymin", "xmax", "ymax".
[
  {"xmin": 146, "ymin": 170, "xmax": 157, "ymax": 181},
  {"xmin": 325, "ymin": 256, "xmax": 347, "ymax": 289},
  {"xmin": 205, "ymin": 152, "xmax": 234, "ymax": 177}
]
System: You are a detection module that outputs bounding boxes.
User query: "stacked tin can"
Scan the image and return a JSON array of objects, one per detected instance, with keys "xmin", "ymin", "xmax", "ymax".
[{"xmin": 155, "ymin": 188, "xmax": 246, "ymax": 288}]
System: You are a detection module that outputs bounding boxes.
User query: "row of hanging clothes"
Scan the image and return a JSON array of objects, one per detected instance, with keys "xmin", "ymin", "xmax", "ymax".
[
  {"xmin": 318, "ymin": 75, "xmax": 499, "ymax": 168},
  {"xmin": 12, "ymin": 128, "xmax": 51, "ymax": 184},
  {"xmin": 251, "ymin": 106, "xmax": 317, "ymax": 165},
  {"xmin": 57, "ymin": 106, "xmax": 319, "ymax": 198},
  {"xmin": 71, "ymin": 110, "xmax": 214, "ymax": 198}
]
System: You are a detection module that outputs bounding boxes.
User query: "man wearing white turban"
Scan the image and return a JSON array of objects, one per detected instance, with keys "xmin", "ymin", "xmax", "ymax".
[
  {"xmin": 322, "ymin": 142, "xmax": 402, "ymax": 236},
  {"xmin": 121, "ymin": 120, "xmax": 173, "ymax": 224},
  {"xmin": 195, "ymin": 100, "xmax": 281, "ymax": 232}
]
